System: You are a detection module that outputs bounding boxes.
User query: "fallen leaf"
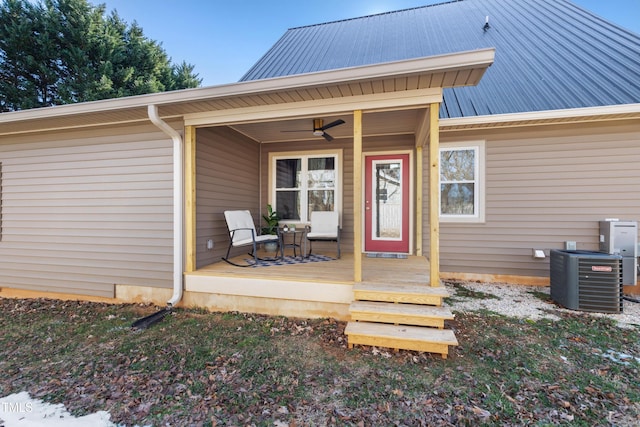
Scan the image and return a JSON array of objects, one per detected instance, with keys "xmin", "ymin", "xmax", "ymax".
[{"xmin": 471, "ymin": 405, "xmax": 491, "ymax": 418}]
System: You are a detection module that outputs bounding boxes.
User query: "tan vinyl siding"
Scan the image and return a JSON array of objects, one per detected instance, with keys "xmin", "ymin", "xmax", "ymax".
[
  {"xmin": 0, "ymin": 124, "xmax": 175, "ymax": 297},
  {"xmin": 195, "ymin": 126, "xmax": 260, "ymax": 268},
  {"xmin": 438, "ymin": 122, "xmax": 640, "ymax": 278}
]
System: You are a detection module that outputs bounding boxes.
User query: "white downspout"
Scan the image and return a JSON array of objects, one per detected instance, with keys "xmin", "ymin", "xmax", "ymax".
[{"xmin": 148, "ymin": 104, "xmax": 184, "ymax": 307}]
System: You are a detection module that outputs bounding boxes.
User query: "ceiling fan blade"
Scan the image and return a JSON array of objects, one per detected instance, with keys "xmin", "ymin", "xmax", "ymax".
[
  {"xmin": 322, "ymin": 132, "xmax": 334, "ymax": 142},
  {"xmin": 321, "ymin": 119, "xmax": 345, "ymax": 131},
  {"xmin": 281, "ymin": 129, "xmax": 310, "ymax": 133}
]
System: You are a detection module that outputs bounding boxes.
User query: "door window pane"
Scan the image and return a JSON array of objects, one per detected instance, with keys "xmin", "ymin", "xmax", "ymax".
[{"xmin": 373, "ymin": 161, "xmax": 402, "ymax": 240}]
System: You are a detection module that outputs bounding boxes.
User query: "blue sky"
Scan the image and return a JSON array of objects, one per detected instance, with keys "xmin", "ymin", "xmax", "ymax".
[{"xmin": 93, "ymin": 0, "xmax": 640, "ymax": 87}]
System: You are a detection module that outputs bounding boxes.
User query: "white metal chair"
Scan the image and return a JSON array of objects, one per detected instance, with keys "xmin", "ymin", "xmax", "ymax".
[
  {"xmin": 223, "ymin": 210, "xmax": 280, "ymax": 267},
  {"xmin": 306, "ymin": 211, "xmax": 341, "ymax": 259}
]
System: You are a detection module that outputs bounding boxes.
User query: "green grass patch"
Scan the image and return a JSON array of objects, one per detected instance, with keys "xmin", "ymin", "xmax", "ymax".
[
  {"xmin": 446, "ymin": 281, "xmax": 501, "ymax": 301},
  {"xmin": 527, "ymin": 289, "xmax": 553, "ymax": 302}
]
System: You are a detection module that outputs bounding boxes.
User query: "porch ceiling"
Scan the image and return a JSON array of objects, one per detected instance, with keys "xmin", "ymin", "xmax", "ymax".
[{"xmin": 228, "ymin": 109, "xmax": 423, "ymax": 143}]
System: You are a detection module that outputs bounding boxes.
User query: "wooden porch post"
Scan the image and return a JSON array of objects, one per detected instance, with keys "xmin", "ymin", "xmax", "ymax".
[
  {"xmin": 414, "ymin": 108, "xmax": 431, "ymax": 257},
  {"xmin": 353, "ymin": 110, "xmax": 363, "ymax": 282},
  {"xmin": 428, "ymin": 104, "xmax": 440, "ymax": 286},
  {"xmin": 415, "ymin": 144, "xmax": 423, "ymax": 257},
  {"xmin": 184, "ymin": 125, "xmax": 197, "ymax": 273}
]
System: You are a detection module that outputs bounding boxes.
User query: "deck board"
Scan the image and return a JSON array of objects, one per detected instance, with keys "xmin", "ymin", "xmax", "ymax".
[
  {"xmin": 350, "ymin": 301, "xmax": 454, "ymax": 328},
  {"xmin": 345, "ymin": 321, "xmax": 458, "ymax": 357}
]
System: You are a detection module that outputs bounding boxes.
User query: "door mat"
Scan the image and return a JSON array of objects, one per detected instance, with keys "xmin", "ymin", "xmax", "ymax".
[
  {"xmin": 248, "ymin": 254, "xmax": 335, "ymax": 267},
  {"xmin": 365, "ymin": 253, "xmax": 408, "ymax": 259}
]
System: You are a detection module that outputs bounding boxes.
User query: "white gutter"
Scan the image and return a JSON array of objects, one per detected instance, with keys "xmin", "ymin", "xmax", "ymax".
[{"xmin": 147, "ymin": 105, "xmax": 184, "ymax": 307}]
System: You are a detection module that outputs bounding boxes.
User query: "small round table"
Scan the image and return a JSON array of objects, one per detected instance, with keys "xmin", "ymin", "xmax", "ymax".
[{"xmin": 278, "ymin": 228, "xmax": 307, "ymax": 259}]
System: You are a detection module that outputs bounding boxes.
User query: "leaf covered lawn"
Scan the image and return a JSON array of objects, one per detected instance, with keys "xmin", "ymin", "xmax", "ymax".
[{"xmin": 0, "ymin": 297, "xmax": 639, "ymax": 426}]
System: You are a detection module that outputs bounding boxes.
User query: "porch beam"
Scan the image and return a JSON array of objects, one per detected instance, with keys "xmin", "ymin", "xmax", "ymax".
[
  {"xmin": 184, "ymin": 125, "xmax": 197, "ymax": 273},
  {"xmin": 428, "ymin": 103, "xmax": 440, "ymax": 286},
  {"xmin": 353, "ymin": 109, "xmax": 363, "ymax": 282},
  {"xmin": 184, "ymin": 88, "xmax": 442, "ymax": 127}
]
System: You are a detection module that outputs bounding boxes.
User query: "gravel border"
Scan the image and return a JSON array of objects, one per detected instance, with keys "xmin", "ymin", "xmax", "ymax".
[{"xmin": 444, "ymin": 281, "xmax": 640, "ymax": 329}]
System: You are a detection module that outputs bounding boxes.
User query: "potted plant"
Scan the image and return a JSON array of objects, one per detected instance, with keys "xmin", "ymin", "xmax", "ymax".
[{"xmin": 261, "ymin": 204, "xmax": 280, "ymax": 252}]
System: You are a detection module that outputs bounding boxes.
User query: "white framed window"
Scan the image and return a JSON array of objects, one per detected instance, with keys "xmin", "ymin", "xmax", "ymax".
[
  {"xmin": 439, "ymin": 141, "xmax": 485, "ymax": 223},
  {"xmin": 270, "ymin": 150, "xmax": 342, "ymax": 223}
]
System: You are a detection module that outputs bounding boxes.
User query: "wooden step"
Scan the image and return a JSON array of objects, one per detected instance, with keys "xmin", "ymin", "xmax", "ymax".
[
  {"xmin": 349, "ymin": 301, "xmax": 454, "ymax": 328},
  {"xmin": 353, "ymin": 282, "xmax": 449, "ymax": 305},
  {"xmin": 345, "ymin": 321, "xmax": 458, "ymax": 359}
]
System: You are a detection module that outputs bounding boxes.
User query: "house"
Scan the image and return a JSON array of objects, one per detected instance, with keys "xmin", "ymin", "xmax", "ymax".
[{"xmin": 0, "ymin": 0, "xmax": 638, "ymax": 356}]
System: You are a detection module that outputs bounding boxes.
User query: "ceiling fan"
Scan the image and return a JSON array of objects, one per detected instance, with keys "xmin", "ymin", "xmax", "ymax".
[{"xmin": 282, "ymin": 118, "xmax": 345, "ymax": 141}]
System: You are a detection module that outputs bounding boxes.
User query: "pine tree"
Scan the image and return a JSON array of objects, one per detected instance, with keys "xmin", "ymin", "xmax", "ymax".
[{"xmin": 0, "ymin": 0, "xmax": 202, "ymax": 111}]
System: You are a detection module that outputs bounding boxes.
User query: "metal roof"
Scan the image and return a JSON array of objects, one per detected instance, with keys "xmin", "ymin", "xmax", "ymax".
[{"xmin": 240, "ymin": 0, "xmax": 640, "ymax": 119}]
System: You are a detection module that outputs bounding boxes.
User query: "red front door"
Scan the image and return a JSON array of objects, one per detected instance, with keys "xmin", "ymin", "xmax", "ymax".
[{"xmin": 364, "ymin": 154, "xmax": 410, "ymax": 253}]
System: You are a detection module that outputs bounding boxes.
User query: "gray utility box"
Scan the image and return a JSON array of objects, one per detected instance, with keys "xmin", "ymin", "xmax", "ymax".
[
  {"xmin": 550, "ymin": 250, "xmax": 623, "ymax": 313},
  {"xmin": 599, "ymin": 220, "xmax": 638, "ymax": 286}
]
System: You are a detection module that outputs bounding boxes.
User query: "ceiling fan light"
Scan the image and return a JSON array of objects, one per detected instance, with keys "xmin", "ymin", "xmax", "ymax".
[{"xmin": 312, "ymin": 130, "xmax": 324, "ymax": 136}]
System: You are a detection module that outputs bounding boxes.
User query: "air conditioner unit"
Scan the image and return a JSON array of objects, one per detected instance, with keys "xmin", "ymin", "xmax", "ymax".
[{"xmin": 550, "ymin": 250, "xmax": 623, "ymax": 313}]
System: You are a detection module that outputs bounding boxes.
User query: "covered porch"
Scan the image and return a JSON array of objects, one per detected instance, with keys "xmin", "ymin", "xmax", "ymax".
[
  {"xmin": 182, "ymin": 49, "xmax": 495, "ymax": 284},
  {"xmin": 177, "ymin": 49, "xmax": 495, "ymax": 357}
]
